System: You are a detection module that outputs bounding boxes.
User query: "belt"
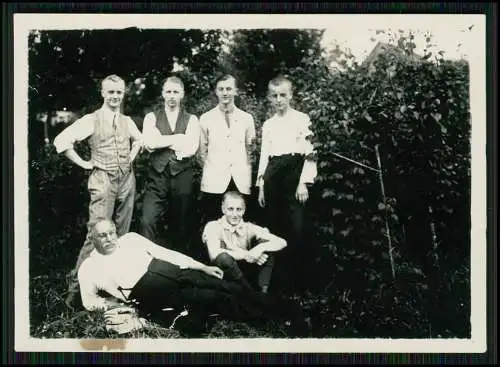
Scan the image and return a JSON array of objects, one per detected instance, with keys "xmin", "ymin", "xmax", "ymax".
[{"xmin": 269, "ymin": 153, "xmax": 303, "ymax": 159}]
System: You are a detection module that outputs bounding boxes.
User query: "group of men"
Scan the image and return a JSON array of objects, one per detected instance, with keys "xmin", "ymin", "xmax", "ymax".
[{"xmin": 52, "ymin": 72, "xmax": 317, "ymax": 334}]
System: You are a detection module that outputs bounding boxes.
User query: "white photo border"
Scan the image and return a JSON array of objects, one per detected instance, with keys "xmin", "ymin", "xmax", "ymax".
[{"xmin": 14, "ymin": 13, "xmax": 487, "ymax": 353}]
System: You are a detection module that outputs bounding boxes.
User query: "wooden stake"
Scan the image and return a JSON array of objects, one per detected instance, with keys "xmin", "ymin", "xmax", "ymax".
[
  {"xmin": 375, "ymin": 144, "xmax": 396, "ymax": 280},
  {"xmin": 43, "ymin": 109, "xmax": 52, "ymax": 146},
  {"xmin": 428, "ymin": 205, "xmax": 439, "ymax": 267}
]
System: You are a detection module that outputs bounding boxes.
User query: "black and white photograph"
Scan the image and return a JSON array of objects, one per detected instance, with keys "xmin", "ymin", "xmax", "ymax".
[{"xmin": 14, "ymin": 13, "xmax": 487, "ymax": 353}]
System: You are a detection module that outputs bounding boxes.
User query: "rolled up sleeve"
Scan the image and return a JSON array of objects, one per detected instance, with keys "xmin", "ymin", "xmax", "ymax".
[
  {"xmin": 248, "ymin": 222, "xmax": 287, "ymax": 252},
  {"xmin": 127, "ymin": 117, "xmax": 144, "ymax": 150},
  {"xmin": 53, "ymin": 115, "xmax": 94, "ymax": 154},
  {"xmin": 299, "ymin": 116, "xmax": 318, "ymax": 184},
  {"xmin": 78, "ymin": 261, "xmax": 108, "ymax": 311},
  {"xmin": 256, "ymin": 122, "xmax": 271, "ymax": 187},
  {"xmin": 202, "ymin": 221, "xmax": 224, "ymax": 261},
  {"xmin": 177, "ymin": 115, "xmax": 200, "ymax": 158},
  {"xmin": 141, "ymin": 112, "xmax": 160, "ymax": 152}
]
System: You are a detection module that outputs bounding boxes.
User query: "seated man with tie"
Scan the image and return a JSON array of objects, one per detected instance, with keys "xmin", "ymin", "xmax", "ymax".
[
  {"xmin": 202, "ymin": 191, "xmax": 287, "ymax": 294},
  {"xmin": 78, "ymin": 219, "xmax": 310, "ymax": 336}
]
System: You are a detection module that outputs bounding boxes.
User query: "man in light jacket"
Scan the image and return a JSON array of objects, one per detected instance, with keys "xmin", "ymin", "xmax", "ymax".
[{"xmin": 198, "ymin": 74, "xmax": 256, "ymax": 226}]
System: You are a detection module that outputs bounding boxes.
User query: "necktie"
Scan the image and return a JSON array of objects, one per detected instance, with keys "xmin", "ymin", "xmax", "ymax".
[
  {"xmin": 112, "ymin": 113, "xmax": 117, "ymax": 131},
  {"xmin": 224, "ymin": 111, "xmax": 231, "ymax": 129}
]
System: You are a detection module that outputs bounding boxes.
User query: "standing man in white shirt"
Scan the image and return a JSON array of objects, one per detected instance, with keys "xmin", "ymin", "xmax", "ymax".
[
  {"xmin": 53, "ymin": 74, "xmax": 143, "ymax": 308},
  {"xmin": 198, "ymin": 74, "xmax": 256, "ymax": 226},
  {"xmin": 139, "ymin": 76, "xmax": 200, "ymax": 254},
  {"xmin": 256, "ymin": 76, "xmax": 318, "ymax": 295}
]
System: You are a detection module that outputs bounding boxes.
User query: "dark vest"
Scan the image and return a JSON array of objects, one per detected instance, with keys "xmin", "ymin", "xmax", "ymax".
[{"xmin": 149, "ymin": 107, "xmax": 194, "ymax": 176}]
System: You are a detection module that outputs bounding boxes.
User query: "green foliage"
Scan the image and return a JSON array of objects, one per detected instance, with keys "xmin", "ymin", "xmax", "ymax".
[
  {"xmin": 28, "ymin": 29, "xmax": 228, "ymax": 116},
  {"xmin": 226, "ymin": 29, "xmax": 325, "ymax": 97}
]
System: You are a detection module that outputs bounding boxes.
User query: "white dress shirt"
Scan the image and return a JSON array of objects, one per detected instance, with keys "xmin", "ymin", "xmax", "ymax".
[
  {"xmin": 166, "ymin": 109, "xmax": 179, "ymax": 132},
  {"xmin": 53, "ymin": 105, "xmax": 143, "ymax": 154},
  {"xmin": 198, "ymin": 105, "xmax": 256, "ymax": 194},
  {"xmin": 256, "ymin": 108, "xmax": 317, "ymax": 187},
  {"xmin": 78, "ymin": 232, "xmax": 207, "ymax": 311},
  {"xmin": 142, "ymin": 108, "xmax": 200, "ymax": 160}
]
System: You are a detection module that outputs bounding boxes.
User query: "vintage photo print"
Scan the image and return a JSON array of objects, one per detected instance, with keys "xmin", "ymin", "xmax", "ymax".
[{"xmin": 14, "ymin": 13, "xmax": 487, "ymax": 353}]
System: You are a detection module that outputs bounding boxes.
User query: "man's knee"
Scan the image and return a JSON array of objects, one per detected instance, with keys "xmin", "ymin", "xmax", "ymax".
[
  {"xmin": 264, "ymin": 253, "xmax": 275, "ymax": 267},
  {"xmin": 140, "ymin": 199, "xmax": 160, "ymax": 226},
  {"xmin": 139, "ymin": 212, "xmax": 154, "ymax": 228},
  {"xmin": 213, "ymin": 253, "xmax": 238, "ymax": 268}
]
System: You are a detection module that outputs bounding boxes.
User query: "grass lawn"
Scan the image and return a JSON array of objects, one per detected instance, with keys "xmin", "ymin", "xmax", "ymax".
[
  {"xmin": 29, "ymin": 262, "xmax": 470, "ymax": 340},
  {"xmin": 29, "ymin": 269, "xmax": 356, "ymax": 339}
]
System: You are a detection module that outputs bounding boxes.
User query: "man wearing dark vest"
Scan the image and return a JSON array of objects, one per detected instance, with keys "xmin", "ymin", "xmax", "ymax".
[
  {"xmin": 53, "ymin": 74, "xmax": 143, "ymax": 309},
  {"xmin": 140, "ymin": 76, "xmax": 200, "ymax": 254}
]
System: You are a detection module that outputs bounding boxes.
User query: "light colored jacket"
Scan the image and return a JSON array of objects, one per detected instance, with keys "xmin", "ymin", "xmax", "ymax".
[{"xmin": 198, "ymin": 106, "xmax": 256, "ymax": 194}]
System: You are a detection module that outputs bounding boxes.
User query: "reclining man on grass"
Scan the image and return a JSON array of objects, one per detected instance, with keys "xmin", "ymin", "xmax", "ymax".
[{"xmin": 77, "ymin": 219, "xmax": 310, "ymax": 336}]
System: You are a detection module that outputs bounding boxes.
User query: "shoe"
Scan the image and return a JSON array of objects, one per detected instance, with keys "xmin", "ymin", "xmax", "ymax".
[
  {"xmin": 64, "ymin": 291, "xmax": 83, "ymax": 311},
  {"xmin": 64, "ymin": 293, "xmax": 76, "ymax": 311},
  {"xmin": 175, "ymin": 314, "xmax": 208, "ymax": 338}
]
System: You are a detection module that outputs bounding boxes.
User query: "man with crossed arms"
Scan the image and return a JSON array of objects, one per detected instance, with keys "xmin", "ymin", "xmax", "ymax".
[{"xmin": 140, "ymin": 75, "xmax": 200, "ymax": 254}]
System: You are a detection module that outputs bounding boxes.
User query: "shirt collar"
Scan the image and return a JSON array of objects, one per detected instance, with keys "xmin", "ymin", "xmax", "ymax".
[
  {"xmin": 273, "ymin": 108, "xmax": 293, "ymax": 121},
  {"xmin": 218, "ymin": 104, "xmax": 236, "ymax": 115},
  {"xmin": 164, "ymin": 107, "xmax": 180, "ymax": 116},
  {"xmin": 101, "ymin": 105, "xmax": 120, "ymax": 122},
  {"xmin": 220, "ymin": 216, "xmax": 245, "ymax": 235}
]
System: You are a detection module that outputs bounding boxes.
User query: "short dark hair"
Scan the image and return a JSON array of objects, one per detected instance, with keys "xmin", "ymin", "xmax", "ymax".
[
  {"xmin": 268, "ymin": 75, "xmax": 293, "ymax": 92},
  {"xmin": 101, "ymin": 74, "xmax": 125, "ymax": 89},
  {"xmin": 162, "ymin": 75, "xmax": 185, "ymax": 90},
  {"xmin": 222, "ymin": 190, "xmax": 246, "ymax": 208},
  {"xmin": 214, "ymin": 74, "xmax": 238, "ymax": 89}
]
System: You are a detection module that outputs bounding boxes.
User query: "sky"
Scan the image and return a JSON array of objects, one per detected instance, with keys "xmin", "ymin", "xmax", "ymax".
[{"xmin": 319, "ymin": 15, "xmax": 481, "ymax": 63}]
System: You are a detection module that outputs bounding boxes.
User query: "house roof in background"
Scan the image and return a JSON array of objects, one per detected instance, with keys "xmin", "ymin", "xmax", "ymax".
[{"xmin": 361, "ymin": 41, "xmax": 421, "ymax": 67}]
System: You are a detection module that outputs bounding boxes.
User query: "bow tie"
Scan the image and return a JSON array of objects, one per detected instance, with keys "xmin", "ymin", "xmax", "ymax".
[{"xmin": 223, "ymin": 222, "xmax": 245, "ymax": 236}]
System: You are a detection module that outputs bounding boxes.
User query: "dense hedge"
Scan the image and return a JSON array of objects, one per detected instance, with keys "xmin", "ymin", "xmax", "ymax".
[
  {"xmin": 29, "ymin": 36, "xmax": 471, "ymax": 337},
  {"xmin": 284, "ymin": 45, "xmax": 471, "ymax": 336}
]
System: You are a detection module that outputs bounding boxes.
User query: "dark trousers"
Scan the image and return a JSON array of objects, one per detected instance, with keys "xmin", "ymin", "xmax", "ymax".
[
  {"xmin": 212, "ymin": 252, "xmax": 274, "ymax": 292},
  {"xmin": 201, "ymin": 178, "xmax": 248, "ymax": 226},
  {"xmin": 263, "ymin": 154, "xmax": 308, "ymax": 294},
  {"xmin": 140, "ymin": 167, "xmax": 194, "ymax": 253},
  {"xmin": 128, "ymin": 258, "xmax": 303, "ymax": 326}
]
